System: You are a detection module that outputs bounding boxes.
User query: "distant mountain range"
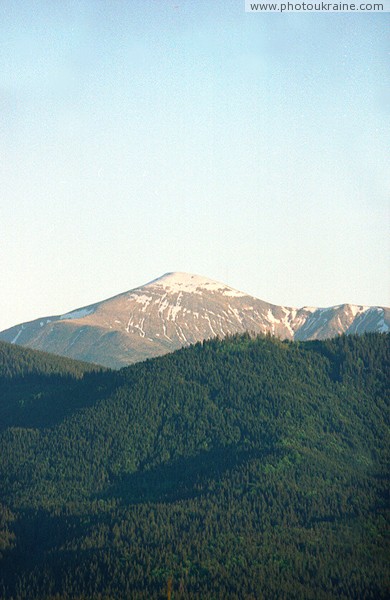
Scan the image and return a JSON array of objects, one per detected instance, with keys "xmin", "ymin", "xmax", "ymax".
[{"xmin": 1, "ymin": 272, "xmax": 388, "ymax": 368}]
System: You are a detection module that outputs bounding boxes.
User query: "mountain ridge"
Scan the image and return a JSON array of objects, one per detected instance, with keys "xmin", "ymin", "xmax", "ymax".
[{"xmin": 1, "ymin": 271, "xmax": 388, "ymax": 368}]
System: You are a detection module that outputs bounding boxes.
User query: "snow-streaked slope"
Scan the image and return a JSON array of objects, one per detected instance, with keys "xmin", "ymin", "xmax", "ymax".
[{"xmin": 0, "ymin": 272, "xmax": 388, "ymax": 368}]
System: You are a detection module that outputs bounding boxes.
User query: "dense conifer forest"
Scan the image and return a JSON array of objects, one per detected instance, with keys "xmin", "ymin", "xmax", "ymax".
[{"xmin": 0, "ymin": 333, "xmax": 389, "ymax": 599}]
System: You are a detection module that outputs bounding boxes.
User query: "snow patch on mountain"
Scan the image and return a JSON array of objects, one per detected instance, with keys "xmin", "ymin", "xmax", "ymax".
[
  {"xmin": 60, "ymin": 308, "xmax": 94, "ymax": 320},
  {"xmin": 11, "ymin": 328, "xmax": 23, "ymax": 344},
  {"xmin": 348, "ymin": 304, "xmax": 369, "ymax": 318},
  {"xmin": 145, "ymin": 272, "xmax": 247, "ymax": 297},
  {"xmin": 127, "ymin": 294, "xmax": 153, "ymax": 312}
]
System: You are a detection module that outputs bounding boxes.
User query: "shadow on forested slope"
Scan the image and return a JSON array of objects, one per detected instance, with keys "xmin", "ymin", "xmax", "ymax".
[
  {"xmin": 0, "ymin": 340, "xmax": 113, "ymax": 430},
  {"xmin": 101, "ymin": 446, "xmax": 261, "ymax": 504},
  {"xmin": 0, "ymin": 370, "xmax": 116, "ymax": 431}
]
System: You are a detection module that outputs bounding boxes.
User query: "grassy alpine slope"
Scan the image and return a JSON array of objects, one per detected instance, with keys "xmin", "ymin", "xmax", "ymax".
[{"xmin": 0, "ymin": 333, "xmax": 389, "ymax": 599}]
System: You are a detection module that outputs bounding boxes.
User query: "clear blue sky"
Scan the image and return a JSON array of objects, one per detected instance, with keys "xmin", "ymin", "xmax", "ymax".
[{"xmin": 1, "ymin": 0, "xmax": 389, "ymax": 331}]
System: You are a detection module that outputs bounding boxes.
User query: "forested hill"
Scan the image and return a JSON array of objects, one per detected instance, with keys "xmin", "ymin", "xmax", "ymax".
[
  {"xmin": 0, "ymin": 340, "xmax": 105, "ymax": 379},
  {"xmin": 0, "ymin": 341, "xmax": 107, "ymax": 430},
  {"xmin": 0, "ymin": 333, "xmax": 389, "ymax": 599}
]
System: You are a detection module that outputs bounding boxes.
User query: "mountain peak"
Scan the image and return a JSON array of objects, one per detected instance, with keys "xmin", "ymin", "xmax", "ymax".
[{"xmin": 143, "ymin": 272, "xmax": 247, "ymax": 297}]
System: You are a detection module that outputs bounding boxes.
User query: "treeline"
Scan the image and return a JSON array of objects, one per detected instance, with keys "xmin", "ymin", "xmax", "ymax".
[{"xmin": 0, "ymin": 333, "xmax": 389, "ymax": 598}]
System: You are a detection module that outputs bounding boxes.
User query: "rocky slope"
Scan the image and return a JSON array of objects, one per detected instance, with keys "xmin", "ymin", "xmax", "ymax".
[{"xmin": 1, "ymin": 272, "xmax": 388, "ymax": 368}]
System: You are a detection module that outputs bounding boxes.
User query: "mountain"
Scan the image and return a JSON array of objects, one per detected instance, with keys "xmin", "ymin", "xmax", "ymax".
[
  {"xmin": 1, "ymin": 272, "xmax": 388, "ymax": 368},
  {"xmin": 0, "ymin": 333, "xmax": 389, "ymax": 599}
]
